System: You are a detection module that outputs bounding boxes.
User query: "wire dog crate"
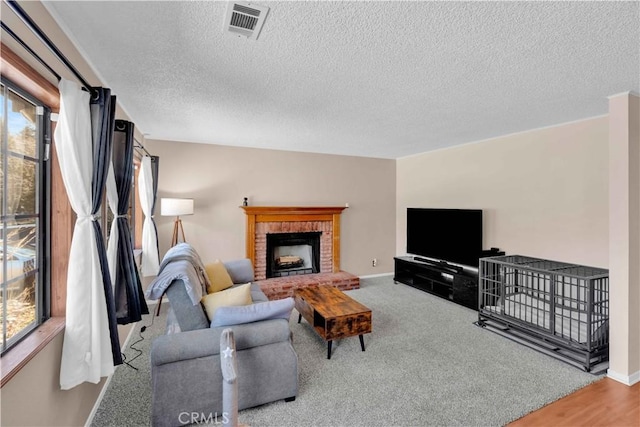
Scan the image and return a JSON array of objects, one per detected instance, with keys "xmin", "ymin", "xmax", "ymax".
[{"xmin": 477, "ymin": 255, "xmax": 609, "ymax": 372}]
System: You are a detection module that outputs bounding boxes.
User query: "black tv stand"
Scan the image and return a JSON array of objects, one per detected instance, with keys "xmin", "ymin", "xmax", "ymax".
[
  {"xmin": 394, "ymin": 256, "xmax": 478, "ymax": 310},
  {"xmin": 412, "ymin": 256, "xmax": 462, "ymax": 273}
]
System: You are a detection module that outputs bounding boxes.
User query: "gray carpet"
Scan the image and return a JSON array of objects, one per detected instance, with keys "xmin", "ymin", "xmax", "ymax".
[{"xmin": 92, "ymin": 276, "xmax": 600, "ymax": 427}]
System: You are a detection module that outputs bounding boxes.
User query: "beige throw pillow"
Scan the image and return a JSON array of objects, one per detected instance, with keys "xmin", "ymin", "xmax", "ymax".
[
  {"xmin": 201, "ymin": 283, "xmax": 252, "ymax": 321},
  {"xmin": 205, "ymin": 260, "xmax": 234, "ymax": 293}
]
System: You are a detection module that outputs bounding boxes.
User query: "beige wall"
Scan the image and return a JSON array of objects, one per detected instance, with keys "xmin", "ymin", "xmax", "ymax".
[
  {"xmin": 397, "ymin": 111, "xmax": 640, "ymax": 386},
  {"xmin": 634, "ymin": 94, "xmax": 640, "ymax": 382},
  {"xmin": 147, "ymin": 139, "xmax": 397, "ymax": 276},
  {"xmin": 635, "ymin": 94, "xmax": 640, "ymax": 381},
  {"xmin": 608, "ymin": 92, "xmax": 640, "ymax": 383},
  {"xmin": 1, "ymin": 2, "xmax": 136, "ymax": 425},
  {"xmin": 2, "ymin": 334, "xmax": 103, "ymax": 426},
  {"xmin": 1, "ymin": 6, "xmax": 635, "ymax": 427},
  {"xmin": 0, "ymin": 322, "xmax": 135, "ymax": 426},
  {"xmin": 396, "ymin": 116, "xmax": 609, "ymax": 268}
]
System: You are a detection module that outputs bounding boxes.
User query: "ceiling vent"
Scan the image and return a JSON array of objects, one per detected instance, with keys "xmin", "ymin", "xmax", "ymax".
[{"xmin": 224, "ymin": 2, "xmax": 270, "ymax": 40}]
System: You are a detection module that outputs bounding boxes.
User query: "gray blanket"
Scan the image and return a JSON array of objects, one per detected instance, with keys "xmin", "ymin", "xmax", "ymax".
[{"xmin": 145, "ymin": 243, "xmax": 211, "ymax": 305}]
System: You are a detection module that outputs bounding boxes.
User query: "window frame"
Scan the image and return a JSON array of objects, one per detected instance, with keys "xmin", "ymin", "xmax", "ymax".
[
  {"xmin": 0, "ymin": 42, "xmax": 70, "ymax": 388},
  {"xmin": 0, "ymin": 39, "xmax": 143, "ymax": 387},
  {"xmin": 132, "ymin": 154, "xmax": 142, "ymax": 249},
  {"xmin": 100, "ymin": 153, "xmax": 142, "ymax": 251},
  {"xmin": 0, "ymin": 78, "xmax": 51, "ymax": 353}
]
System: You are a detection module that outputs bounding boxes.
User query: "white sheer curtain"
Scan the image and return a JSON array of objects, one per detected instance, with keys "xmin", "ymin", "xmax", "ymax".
[
  {"xmin": 138, "ymin": 156, "xmax": 160, "ymax": 276},
  {"xmin": 54, "ymin": 79, "xmax": 114, "ymax": 390},
  {"xmin": 106, "ymin": 162, "xmax": 119, "ymax": 284}
]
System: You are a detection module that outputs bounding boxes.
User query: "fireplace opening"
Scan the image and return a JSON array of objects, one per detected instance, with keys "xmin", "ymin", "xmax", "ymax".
[{"xmin": 266, "ymin": 232, "xmax": 321, "ymax": 278}]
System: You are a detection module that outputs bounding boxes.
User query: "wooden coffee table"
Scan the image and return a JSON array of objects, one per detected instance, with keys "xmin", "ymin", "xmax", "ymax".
[{"xmin": 293, "ymin": 285, "xmax": 372, "ymax": 359}]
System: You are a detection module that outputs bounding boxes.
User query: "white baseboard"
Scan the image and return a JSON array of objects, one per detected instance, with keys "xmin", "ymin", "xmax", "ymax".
[
  {"xmin": 607, "ymin": 368, "xmax": 640, "ymax": 386},
  {"xmin": 84, "ymin": 318, "xmax": 144, "ymax": 427},
  {"xmin": 359, "ymin": 272, "xmax": 393, "ymax": 279},
  {"xmin": 85, "ymin": 370, "xmax": 115, "ymax": 427}
]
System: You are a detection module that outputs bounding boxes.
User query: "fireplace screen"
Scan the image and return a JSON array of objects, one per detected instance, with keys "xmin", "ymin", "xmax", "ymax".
[{"xmin": 266, "ymin": 232, "xmax": 321, "ymax": 278}]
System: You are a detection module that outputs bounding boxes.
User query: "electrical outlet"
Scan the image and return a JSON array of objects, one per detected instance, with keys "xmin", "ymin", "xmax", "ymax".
[{"xmin": 372, "ymin": 258, "xmax": 378, "ymax": 267}]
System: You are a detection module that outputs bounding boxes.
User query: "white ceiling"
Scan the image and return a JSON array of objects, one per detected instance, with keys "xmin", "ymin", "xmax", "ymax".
[{"xmin": 43, "ymin": 1, "xmax": 639, "ymax": 159}]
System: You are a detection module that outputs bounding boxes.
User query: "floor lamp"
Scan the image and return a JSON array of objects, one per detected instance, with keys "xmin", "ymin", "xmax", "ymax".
[{"xmin": 161, "ymin": 198, "xmax": 194, "ymax": 247}]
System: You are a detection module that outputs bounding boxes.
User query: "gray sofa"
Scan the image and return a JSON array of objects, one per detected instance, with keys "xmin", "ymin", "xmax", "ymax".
[{"xmin": 149, "ymin": 259, "xmax": 298, "ymax": 427}]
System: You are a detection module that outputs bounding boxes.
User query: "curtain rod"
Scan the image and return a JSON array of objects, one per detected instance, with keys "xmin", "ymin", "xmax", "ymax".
[
  {"xmin": 4, "ymin": 0, "xmax": 93, "ymax": 93},
  {"xmin": 134, "ymin": 144, "xmax": 152, "ymax": 157},
  {"xmin": 1, "ymin": 21, "xmax": 61, "ymax": 82},
  {"xmin": 4, "ymin": 0, "xmax": 155, "ymax": 157}
]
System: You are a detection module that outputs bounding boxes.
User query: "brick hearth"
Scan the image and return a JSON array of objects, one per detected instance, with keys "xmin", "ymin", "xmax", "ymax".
[{"xmin": 254, "ymin": 271, "xmax": 360, "ymax": 300}]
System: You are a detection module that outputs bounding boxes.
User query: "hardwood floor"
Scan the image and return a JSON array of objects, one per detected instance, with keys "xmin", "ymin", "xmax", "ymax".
[{"xmin": 509, "ymin": 377, "xmax": 639, "ymax": 426}]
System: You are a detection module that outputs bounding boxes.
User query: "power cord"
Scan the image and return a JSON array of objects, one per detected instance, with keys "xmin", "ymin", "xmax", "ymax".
[{"xmin": 122, "ymin": 308, "xmax": 157, "ymax": 371}]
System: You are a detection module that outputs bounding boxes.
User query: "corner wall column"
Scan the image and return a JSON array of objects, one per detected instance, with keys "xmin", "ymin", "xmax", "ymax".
[{"xmin": 608, "ymin": 92, "xmax": 640, "ymax": 385}]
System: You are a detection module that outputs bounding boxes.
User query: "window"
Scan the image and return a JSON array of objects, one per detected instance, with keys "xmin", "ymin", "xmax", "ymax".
[
  {"xmin": 0, "ymin": 79, "xmax": 50, "ymax": 354},
  {"xmin": 101, "ymin": 155, "xmax": 140, "ymax": 249},
  {"xmin": 132, "ymin": 155, "xmax": 142, "ymax": 249}
]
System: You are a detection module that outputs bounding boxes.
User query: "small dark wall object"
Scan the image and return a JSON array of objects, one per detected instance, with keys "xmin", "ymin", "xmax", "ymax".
[
  {"xmin": 481, "ymin": 248, "xmax": 505, "ymax": 257},
  {"xmin": 243, "ymin": 197, "xmax": 248, "ymax": 206}
]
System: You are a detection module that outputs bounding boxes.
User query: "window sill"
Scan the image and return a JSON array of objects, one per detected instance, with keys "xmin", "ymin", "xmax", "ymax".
[{"xmin": 0, "ymin": 317, "xmax": 65, "ymax": 387}]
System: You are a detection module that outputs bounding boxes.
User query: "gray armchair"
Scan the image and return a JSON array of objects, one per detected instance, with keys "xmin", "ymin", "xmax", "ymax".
[{"xmin": 149, "ymin": 259, "xmax": 298, "ymax": 427}]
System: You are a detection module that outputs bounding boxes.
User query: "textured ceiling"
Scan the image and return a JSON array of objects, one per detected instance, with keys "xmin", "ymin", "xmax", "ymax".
[{"xmin": 43, "ymin": 1, "xmax": 639, "ymax": 159}]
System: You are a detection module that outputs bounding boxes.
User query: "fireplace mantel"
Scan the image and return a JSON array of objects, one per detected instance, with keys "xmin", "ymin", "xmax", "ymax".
[
  {"xmin": 241, "ymin": 206, "xmax": 347, "ymax": 218},
  {"xmin": 241, "ymin": 206, "xmax": 348, "ymax": 279}
]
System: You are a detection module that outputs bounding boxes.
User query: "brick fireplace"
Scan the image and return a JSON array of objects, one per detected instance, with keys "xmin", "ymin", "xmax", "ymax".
[{"xmin": 241, "ymin": 206, "xmax": 347, "ymax": 280}]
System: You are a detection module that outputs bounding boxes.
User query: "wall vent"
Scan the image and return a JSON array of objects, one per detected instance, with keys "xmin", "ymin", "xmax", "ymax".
[{"xmin": 224, "ymin": 2, "xmax": 270, "ymax": 40}]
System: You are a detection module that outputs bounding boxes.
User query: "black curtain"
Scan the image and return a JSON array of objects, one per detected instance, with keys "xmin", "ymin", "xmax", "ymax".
[
  {"xmin": 113, "ymin": 120, "xmax": 149, "ymax": 324},
  {"xmin": 89, "ymin": 88, "xmax": 122, "ymax": 365},
  {"xmin": 150, "ymin": 155, "xmax": 160, "ymax": 261}
]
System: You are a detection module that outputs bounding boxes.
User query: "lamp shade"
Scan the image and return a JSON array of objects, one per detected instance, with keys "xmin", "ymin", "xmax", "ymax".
[{"xmin": 161, "ymin": 198, "xmax": 194, "ymax": 216}]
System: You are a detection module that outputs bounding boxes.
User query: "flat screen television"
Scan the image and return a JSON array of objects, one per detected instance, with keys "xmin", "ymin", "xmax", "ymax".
[{"xmin": 406, "ymin": 208, "xmax": 483, "ymax": 267}]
